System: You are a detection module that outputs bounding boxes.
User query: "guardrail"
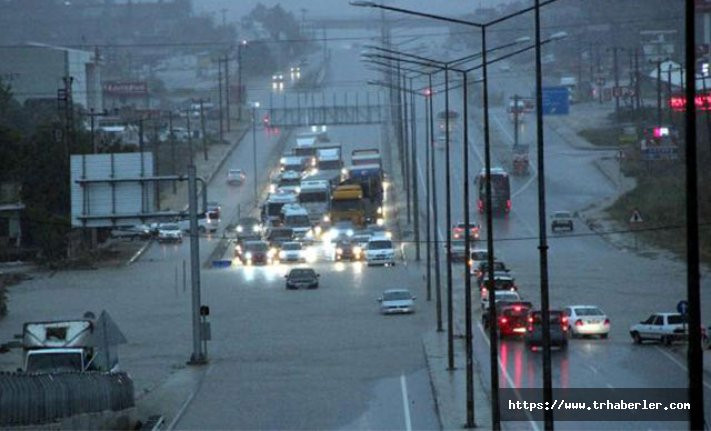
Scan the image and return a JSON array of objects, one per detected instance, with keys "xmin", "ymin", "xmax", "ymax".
[{"xmin": 0, "ymin": 371, "xmax": 134, "ymax": 427}]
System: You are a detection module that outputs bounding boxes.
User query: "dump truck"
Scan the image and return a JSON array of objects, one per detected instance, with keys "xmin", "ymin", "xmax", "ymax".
[
  {"xmin": 330, "ymin": 184, "xmax": 366, "ymax": 226},
  {"xmin": 351, "ymin": 149, "xmax": 382, "ymax": 168},
  {"xmin": 343, "ymin": 164, "xmax": 384, "ymax": 225}
]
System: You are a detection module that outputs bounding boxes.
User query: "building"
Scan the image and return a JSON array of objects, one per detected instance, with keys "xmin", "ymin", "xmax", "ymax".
[{"xmin": 0, "ymin": 43, "xmax": 102, "ymax": 111}]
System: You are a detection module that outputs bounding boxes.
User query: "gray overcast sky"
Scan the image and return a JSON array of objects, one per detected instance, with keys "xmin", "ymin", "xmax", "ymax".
[{"xmin": 193, "ymin": 1, "xmax": 506, "ymax": 21}]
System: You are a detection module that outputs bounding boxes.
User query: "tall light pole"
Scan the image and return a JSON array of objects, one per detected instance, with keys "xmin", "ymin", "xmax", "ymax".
[
  {"xmin": 251, "ymin": 101, "xmax": 260, "ymax": 203},
  {"xmin": 238, "ymin": 40, "xmax": 247, "ymax": 122},
  {"xmin": 409, "ymin": 76, "xmax": 420, "ymax": 260}
]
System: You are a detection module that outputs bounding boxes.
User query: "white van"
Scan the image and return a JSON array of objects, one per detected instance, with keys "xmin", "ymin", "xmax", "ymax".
[{"xmin": 366, "ymin": 236, "xmax": 396, "ymax": 267}]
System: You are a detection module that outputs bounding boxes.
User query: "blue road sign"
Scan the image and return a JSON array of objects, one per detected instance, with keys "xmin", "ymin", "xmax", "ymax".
[
  {"xmin": 677, "ymin": 300, "xmax": 689, "ymax": 315},
  {"xmin": 542, "ymin": 86, "xmax": 570, "ymax": 115}
]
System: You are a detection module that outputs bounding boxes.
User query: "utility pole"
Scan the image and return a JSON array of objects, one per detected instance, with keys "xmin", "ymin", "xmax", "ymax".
[
  {"xmin": 218, "ymin": 58, "xmax": 224, "ymax": 144},
  {"xmin": 238, "ymin": 41, "xmax": 247, "ymax": 122},
  {"xmin": 251, "ymin": 102, "xmax": 260, "ymax": 203},
  {"xmin": 152, "ymin": 118, "xmax": 161, "ymax": 210},
  {"xmin": 169, "ymin": 111, "xmax": 177, "ymax": 194},
  {"xmin": 657, "ymin": 59, "xmax": 663, "ymax": 125},
  {"xmin": 200, "ymin": 100, "xmax": 208, "ymax": 161},
  {"xmin": 513, "ymin": 94, "xmax": 520, "ymax": 146},
  {"xmin": 186, "ymin": 110, "xmax": 193, "ymax": 161},
  {"xmin": 224, "ymin": 54, "xmax": 231, "ymax": 132},
  {"xmin": 608, "ymin": 46, "xmax": 624, "ymax": 116},
  {"xmin": 409, "ymin": 77, "xmax": 420, "ymax": 260}
]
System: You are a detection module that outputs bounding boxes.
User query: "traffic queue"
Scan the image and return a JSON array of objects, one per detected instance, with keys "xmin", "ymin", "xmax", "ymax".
[{"xmin": 231, "ymin": 129, "xmax": 397, "ymax": 269}]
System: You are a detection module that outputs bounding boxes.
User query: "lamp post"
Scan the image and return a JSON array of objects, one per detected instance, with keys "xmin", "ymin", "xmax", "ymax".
[
  {"xmin": 251, "ymin": 101, "xmax": 260, "ymax": 203},
  {"xmin": 354, "ymin": 2, "xmax": 563, "ymax": 429},
  {"xmin": 238, "ymin": 40, "xmax": 247, "ymax": 122}
]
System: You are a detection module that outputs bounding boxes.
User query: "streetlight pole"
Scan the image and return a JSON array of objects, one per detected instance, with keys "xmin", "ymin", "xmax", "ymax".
[
  {"xmin": 252, "ymin": 102, "xmax": 260, "ymax": 204},
  {"xmin": 534, "ymin": 1, "xmax": 554, "ymax": 428},
  {"xmin": 409, "ymin": 76, "xmax": 421, "ymax": 260},
  {"xmin": 238, "ymin": 40, "xmax": 247, "ymax": 122},
  {"xmin": 430, "ymin": 73, "xmax": 443, "ymax": 332},
  {"xmin": 424, "ymin": 86, "xmax": 432, "ymax": 299}
]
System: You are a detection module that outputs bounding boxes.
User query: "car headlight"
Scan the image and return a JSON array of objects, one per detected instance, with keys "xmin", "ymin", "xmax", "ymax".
[
  {"xmin": 377, "ymin": 207, "xmax": 383, "ymax": 215},
  {"xmin": 323, "ymin": 215, "xmax": 330, "ymax": 223},
  {"xmin": 385, "ymin": 232, "xmax": 392, "ymax": 239},
  {"xmin": 279, "ymin": 251, "xmax": 286, "ymax": 259},
  {"xmin": 354, "ymin": 246, "xmax": 362, "ymax": 255},
  {"xmin": 306, "ymin": 230, "xmax": 314, "ymax": 238},
  {"xmin": 347, "ymin": 229, "xmax": 354, "ymax": 236},
  {"xmin": 314, "ymin": 226, "xmax": 322, "ymax": 235},
  {"xmin": 341, "ymin": 168, "xmax": 348, "ymax": 176},
  {"xmin": 336, "ymin": 247, "xmax": 343, "ymax": 254},
  {"xmin": 245, "ymin": 252, "xmax": 252, "ymax": 259},
  {"xmin": 268, "ymin": 248, "xmax": 277, "ymax": 257},
  {"xmin": 270, "ymin": 184, "xmax": 276, "ymax": 193},
  {"xmin": 280, "ymin": 157, "xmax": 286, "ymax": 164},
  {"xmin": 295, "ymin": 187, "xmax": 301, "ymax": 194},
  {"xmin": 236, "ymin": 226, "xmax": 243, "ymax": 233},
  {"xmin": 376, "ymin": 218, "xmax": 384, "ymax": 226},
  {"xmin": 253, "ymin": 225, "xmax": 261, "ymax": 232}
]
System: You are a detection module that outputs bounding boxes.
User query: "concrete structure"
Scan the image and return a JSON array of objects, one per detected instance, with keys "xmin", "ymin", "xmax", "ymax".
[{"xmin": 0, "ymin": 43, "xmax": 102, "ymax": 110}]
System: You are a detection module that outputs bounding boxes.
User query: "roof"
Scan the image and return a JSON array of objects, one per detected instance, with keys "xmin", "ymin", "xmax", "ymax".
[{"xmin": 267, "ymin": 193, "xmax": 298, "ymax": 203}]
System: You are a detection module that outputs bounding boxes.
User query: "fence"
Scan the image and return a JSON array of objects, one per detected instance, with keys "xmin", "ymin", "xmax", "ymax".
[{"xmin": 0, "ymin": 371, "xmax": 134, "ymax": 427}]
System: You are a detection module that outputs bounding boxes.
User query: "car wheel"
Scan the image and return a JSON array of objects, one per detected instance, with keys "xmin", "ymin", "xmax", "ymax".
[
  {"xmin": 600, "ymin": 333, "xmax": 608, "ymax": 339},
  {"xmin": 631, "ymin": 331, "xmax": 642, "ymax": 344}
]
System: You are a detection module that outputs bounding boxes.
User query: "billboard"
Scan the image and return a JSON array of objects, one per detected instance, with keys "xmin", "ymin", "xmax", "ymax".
[
  {"xmin": 103, "ymin": 81, "xmax": 148, "ymax": 96},
  {"xmin": 70, "ymin": 152, "xmax": 156, "ymax": 227}
]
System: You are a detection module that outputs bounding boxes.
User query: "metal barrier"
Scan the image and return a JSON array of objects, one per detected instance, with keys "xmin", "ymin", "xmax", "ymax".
[{"xmin": 0, "ymin": 371, "xmax": 134, "ymax": 427}]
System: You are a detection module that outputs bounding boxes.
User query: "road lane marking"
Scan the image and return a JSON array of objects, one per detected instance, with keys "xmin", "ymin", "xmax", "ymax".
[
  {"xmin": 654, "ymin": 346, "xmax": 711, "ymax": 390},
  {"xmin": 477, "ymin": 322, "xmax": 540, "ymax": 431},
  {"xmin": 400, "ymin": 373, "xmax": 413, "ymax": 431},
  {"xmin": 167, "ymin": 364, "xmax": 214, "ymax": 430}
]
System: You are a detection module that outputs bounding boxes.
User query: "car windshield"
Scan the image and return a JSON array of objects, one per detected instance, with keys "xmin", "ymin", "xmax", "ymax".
[
  {"xmin": 574, "ymin": 307, "xmax": 604, "ymax": 316},
  {"xmin": 554, "ymin": 212, "xmax": 571, "ymax": 218},
  {"xmin": 270, "ymin": 230, "xmax": 293, "ymax": 239},
  {"xmin": 26, "ymin": 352, "xmax": 83, "ymax": 373},
  {"xmin": 452, "ymin": 240, "xmax": 465, "ymax": 248},
  {"xmin": 368, "ymin": 240, "xmax": 392, "ymax": 250},
  {"xmin": 229, "ymin": 169, "xmax": 242, "ymax": 175},
  {"xmin": 282, "ymin": 243, "xmax": 302, "ymax": 250},
  {"xmin": 290, "ymin": 269, "xmax": 315, "ymax": 278},
  {"xmin": 383, "ymin": 291, "xmax": 412, "ymax": 301},
  {"xmin": 162, "ymin": 224, "xmax": 180, "ymax": 230},
  {"xmin": 239, "ymin": 218, "xmax": 258, "ymax": 227},
  {"xmin": 353, "ymin": 235, "xmax": 370, "ymax": 243},
  {"xmin": 246, "ymin": 242, "xmax": 269, "ymax": 252}
]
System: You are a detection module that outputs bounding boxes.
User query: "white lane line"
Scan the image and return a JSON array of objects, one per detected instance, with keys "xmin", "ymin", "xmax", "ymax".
[
  {"xmin": 400, "ymin": 373, "xmax": 413, "ymax": 431},
  {"xmin": 654, "ymin": 346, "xmax": 711, "ymax": 390},
  {"xmin": 477, "ymin": 322, "xmax": 540, "ymax": 431}
]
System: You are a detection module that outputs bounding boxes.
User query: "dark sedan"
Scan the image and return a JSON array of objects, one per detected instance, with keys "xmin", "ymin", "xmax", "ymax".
[
  {"xmin": 285, "ymin": 268, "xmax": 320, "ymax": 290},
  {"xmin": 524, "ymin": 310, "xmax": 569, "ymax": 351}
]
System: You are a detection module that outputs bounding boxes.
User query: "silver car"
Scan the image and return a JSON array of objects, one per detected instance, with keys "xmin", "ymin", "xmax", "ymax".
[
  {"xmin": 378, "ymin": 289, "xmax": 416, "ymax": 314},
  {"xmin": 564, "ymin": 305, "xmax": 610, "ymax": 339}
]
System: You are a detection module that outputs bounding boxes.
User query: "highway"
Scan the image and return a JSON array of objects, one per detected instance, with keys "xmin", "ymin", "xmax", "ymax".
[
  {"xmin": 173, "ymin": 28, "xmax": 441, "ymax": 430},
  {"xmin": 416, "ymin": 51, "xmax": 711, "ymax": 429}
]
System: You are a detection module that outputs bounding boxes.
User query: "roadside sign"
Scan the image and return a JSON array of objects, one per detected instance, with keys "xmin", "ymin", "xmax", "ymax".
[
  {"xmin": 677, "ymin": 300, "xmax": 689, "ymax": 316},
  {"xmin": 91, "ymin": 310, "xmax": 128, "ymax": 346},
  {"xmin": 629, "ymin": 209, "xmax": 644, "ymax": 223},
  {"xmin": 542, "ymin": 86, "xmax": 570, "ymax": 115},
  {"xmin": 613, "ymin": 86, "xmax": 636, "ymax": 97}
]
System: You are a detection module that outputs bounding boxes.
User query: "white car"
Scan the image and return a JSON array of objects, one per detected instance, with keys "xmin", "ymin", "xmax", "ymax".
[
  {"xmin": 551, "ymin": 210, "xmax": 574, "ymax": 232},
  {"xmin": 469, "ymin": 249, "xmax": 489, "ymax": 276},
  {"xmin": 157, "ymin": 223, "xmax": 183, "ymax": 243},
  {"xmin": 227, "ymin": 168, "xmax": 246, "ymax": 185},
  {"xmin": 629, "ymin": 312, "xmax": 687, "ymax": 345},
  {"xmin": 564, "ymin": 305, "xmax": 610, "ymax": 338},
  {"xmin": 366, "ymin": 236, "xmax": 396, "ymax": 266},
  {"xmin": 176, "ymin": 214, "xmax": 219, "ymax": 233},
  {"xmin": 378, "ymin": 289, "xmax": 416, "ymax": 314},
  {"xmin": 279, "ymin": 242, "xmax": 308, "ymax": 263},
  {"xmin": 481, "ymin": 289, "xmax": 520, "ymax": 311}
]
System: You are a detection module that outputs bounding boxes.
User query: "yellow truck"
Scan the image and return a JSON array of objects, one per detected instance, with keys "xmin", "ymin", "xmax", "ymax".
[{"xmin": 330, "ymin": 184, "xmax": 365, "ymax": 226}]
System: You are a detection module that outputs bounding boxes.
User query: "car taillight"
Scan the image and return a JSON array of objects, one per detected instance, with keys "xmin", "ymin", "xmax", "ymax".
[
  {"xmin": 499, "ymin": 317, "xmax": 508, "ymax": 324},
  {"xmin": 528, "ymin": 316, "xmax": 534, "ymax": 323},
  {"xmin": 478, "ymin": 200, "xmax": 484, "ymax": 211},
  {"xmin": 513, "ymin": 306, "xmax": 521, "ymax": 312},
  {"xmin": 506, "ymin": 200, "xmax": 512, "ymax": 210},
  {"xmin": 527, "ymin": 325, "xmax": 533, "ymax": 332},
  {"xmin": 604, "ymin": 318, "xmax": 610, "ymax": 325},
  {"xmin": 575, "ymin": 319, "xmax": 584, "ymax": 326}
]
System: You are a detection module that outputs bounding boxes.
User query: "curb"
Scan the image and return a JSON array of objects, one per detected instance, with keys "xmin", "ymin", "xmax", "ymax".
[{"xmin": 591, "ymin": 157, "xmax": 619, "ymax": 188}]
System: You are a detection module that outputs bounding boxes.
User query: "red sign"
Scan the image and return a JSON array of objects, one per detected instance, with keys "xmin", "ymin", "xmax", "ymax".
[
  {"xmin": 103, "ymin": 81, "xmax": 148, "ymax": 96},
  {"xmin": 669, "ymin": 92, "xmax": 711, "ymax": 111}
]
